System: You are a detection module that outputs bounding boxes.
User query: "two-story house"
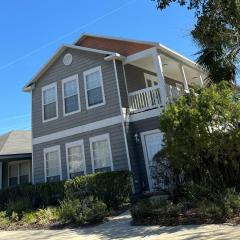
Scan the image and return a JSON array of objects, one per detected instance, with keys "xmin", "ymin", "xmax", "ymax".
[{"xmin": 23, "ymin": 34, "xmax": 207, "ymax": 192}]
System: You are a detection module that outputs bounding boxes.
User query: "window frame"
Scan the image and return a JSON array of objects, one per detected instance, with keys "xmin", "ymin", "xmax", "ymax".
[
  {"xmin": 43, "ymin": 145, "xmax": 62, "ymax": 183},
  {"xmin": 41, "ymin": 82, "xmax": 58, "ymax": 123},
  {"xmin": 83, "ymin": 66, "xmax": 106, "ymax": 110},
  {"xmin": 89, "ymin": 133, "xmax": 113, "ymax": 173},
  {"xmin": 8, "ymin": 160, "xmax": 31, "ymax": 187},
  {"xmin": 61, "ymin": 74, "xmax": 81, "ymax": 117},
  {"xmin": 65, "ymin": 140, "xmax": 86, "ymax": 179}
]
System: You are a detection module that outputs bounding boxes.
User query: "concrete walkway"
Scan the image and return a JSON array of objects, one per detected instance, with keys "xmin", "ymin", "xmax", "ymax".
[{"xmin": 0, "ymin": 211, "xmax": 240, "ymax": 240}]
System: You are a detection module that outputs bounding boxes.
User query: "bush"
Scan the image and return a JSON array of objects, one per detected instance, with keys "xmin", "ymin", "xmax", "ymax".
[
  {"xmin": 0, "ymin": 181, "xmax": 65, "ymax": 211},
  {"xmin": 59, "ymin": 196, "xmax": 107, "ymax": 224},
  {"xmin": 6, "ymin": 198, "xmax": 31, "ymax": 215},
  {"xmin": 131, "ymin": 198, "xmax": 182, "ymax": 225},
  {"xmin": 21, "ymin": 207, "xmax": 59, "ymax": 225},
  {"xmin": 64, "ymin": 171, "xmax": 132, "ymax": 209},
  {"xmin": 0, "ymin": 211, "xmax": 10, "ymax": 228}
]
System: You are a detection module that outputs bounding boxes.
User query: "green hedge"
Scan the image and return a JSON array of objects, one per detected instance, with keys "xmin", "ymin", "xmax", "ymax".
[
  {"xmin": 0, "ymin": 181, "xmax": 65, "ymax": 211},
  {"xmin": 64, "ymin": 171, "xmax": 132, "ymax": 209}
]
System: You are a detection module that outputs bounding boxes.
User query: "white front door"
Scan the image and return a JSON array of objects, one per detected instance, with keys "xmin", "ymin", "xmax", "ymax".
[{"xmin": 141, "ymin": 130, "xmax": 163, "ymax": 191}]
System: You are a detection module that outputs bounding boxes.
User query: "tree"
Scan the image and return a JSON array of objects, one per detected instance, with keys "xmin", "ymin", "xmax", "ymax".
[
  {"xmin": 153, "ymin": 0, "xmax": 240, "ymax": 83},
  {"xmin": 158, "ymin": 82, "xmax": 240, "ymax": 189}
]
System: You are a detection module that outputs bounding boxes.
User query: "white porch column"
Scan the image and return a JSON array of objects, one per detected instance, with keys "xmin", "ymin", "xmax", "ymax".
[
  {"xmin": 199, "ymin": 75, "xmax": 204, "ymax": 87},
  {"xmin": 179, "ymin": 63, "xmax": 189, "ymax": 92},
  {"xmin": 152, "ymin": 50, "xmax": 167, "ymax": 106},
  {"xmin": 0, "ymin": 162, "xmax": 2, "ymax": 190}
]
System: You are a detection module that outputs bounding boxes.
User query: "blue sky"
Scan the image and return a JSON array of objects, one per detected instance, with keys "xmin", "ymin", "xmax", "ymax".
[{"xmin": 0, "ymin": 0, "xmax": 197, "ymax": 134}]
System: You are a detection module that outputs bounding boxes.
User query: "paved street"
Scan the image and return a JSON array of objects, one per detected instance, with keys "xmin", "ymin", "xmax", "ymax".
[{"xmin": 0, "ymin": 212, "xmax": 240, "ymax": 240}]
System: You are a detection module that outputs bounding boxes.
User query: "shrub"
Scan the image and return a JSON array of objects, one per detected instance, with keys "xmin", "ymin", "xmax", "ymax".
[
  {"xmin": 21, "ymin": 207, "xmax": 59, "ymax": 225},
  {"xmin": 131, "ymin": 198, "xmax": 182, "ymax": 225},
  {"xmin": 6, "ymin": 197, "xmax": 31, "ymax": 215},
  {"xmin": 0, "ymin": 211, "xmax": 10, "ymax": 228},
  {"xmin": 64, "ymin": 171, "xmax": 132, "ymax": 209},
  {"xmin": 59, "ymin": 196, "xmax": 107, "ymax": 224},
  {"xmin": 0, "ymin": 181, "xmax": 65, "ymax": 211}
]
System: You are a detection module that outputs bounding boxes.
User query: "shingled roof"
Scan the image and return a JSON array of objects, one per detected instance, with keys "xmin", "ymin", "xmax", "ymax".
[{"xmin": 0, "ymin": 131, "xmax": 32, "ymax": 156}]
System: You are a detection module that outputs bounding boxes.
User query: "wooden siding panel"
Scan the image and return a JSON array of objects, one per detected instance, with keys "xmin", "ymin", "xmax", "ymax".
[{"xmin": 77, "ymin": 36, "xmax": 153, "ymax": 56}]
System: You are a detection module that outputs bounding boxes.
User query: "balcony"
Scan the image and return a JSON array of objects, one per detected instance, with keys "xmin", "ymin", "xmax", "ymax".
[{"xmin": 128, "ymin": 84, "xmax": 183, "ymax": 114}]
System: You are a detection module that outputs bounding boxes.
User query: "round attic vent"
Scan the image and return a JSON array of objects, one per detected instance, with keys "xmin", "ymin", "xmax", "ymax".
[{"xmin": 63, "ymin": 53, "xmax": 73, "ymax": 66}]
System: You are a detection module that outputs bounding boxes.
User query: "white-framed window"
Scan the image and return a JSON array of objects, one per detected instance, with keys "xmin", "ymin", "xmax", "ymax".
[
  {"xmin": 83, "ymin": 66, "xmax": 105, "ymax": 109},
  {"xmin": 90, "ymin": 133, "xmax": 113, "ymax": 173},
  {"xmin": 8, "ymin": 161, "xmax": 30, "ymax": 187},
  {"xmin": 62, "ymin": 74, "xmax": 81, "ymax": 116},
  {"xmin": 42, "ymin": 82, "xmax": 58, "ymax": 122},
  {"xmin": 66, "ymin": 140, "xmax": 86, "ymax": 179},
  {"xmin": 44, "ymin": 145, "xmax": 62, "ymax": 182}
]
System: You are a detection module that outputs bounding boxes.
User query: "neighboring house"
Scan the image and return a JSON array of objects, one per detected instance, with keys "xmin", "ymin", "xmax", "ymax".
[
  {"xmin": 23, "ymin": 34, "xmax": 207, "ymax": 192},
  {"xmin": 0, "ymin": 131, "xmax": 32, "ymax": 189}
]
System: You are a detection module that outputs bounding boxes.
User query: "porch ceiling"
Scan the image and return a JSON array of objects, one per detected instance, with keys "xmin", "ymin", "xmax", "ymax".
[{"xmin": 126, "ymin": 55, "xmax": 208, "ymax": 86}]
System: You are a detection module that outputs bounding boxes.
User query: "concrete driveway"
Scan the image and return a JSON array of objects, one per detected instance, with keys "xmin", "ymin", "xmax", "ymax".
[{"xmin": 0, "ymin": 211, "xmax": 240, "ymax": 240}]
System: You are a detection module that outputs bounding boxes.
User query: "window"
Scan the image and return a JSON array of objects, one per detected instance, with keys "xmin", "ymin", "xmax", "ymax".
[
  {"xmin": 90, "ymin": 134, "xmax": 113, "ymax": 173},
  {"xmin": 42, "ymin": 83, "xmax": 58, "ymax": 122},
  {"xmin": 62, "ymin": 75, "xmax": 80, "ymax": 116},
  {"xmin": 84, "ymin": 66, "xmax": 105, "ymax": 109},
  {"xmin": 66, "ymin": 140, "xmax": 86, "ymax": 179},
  {"xmin": 44, "ymin": 146, "xmax": 62, "ymax": 182},
  {"xmin": 8, "ymin": 161, "xmax": 30, "ymax": 187}
]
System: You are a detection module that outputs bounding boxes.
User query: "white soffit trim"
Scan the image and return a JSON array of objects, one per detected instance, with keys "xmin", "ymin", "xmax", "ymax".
[
  {"xmin": 129, "ymin": 109, "xmax": 163, "ymax": 122},
  {"xmin": 23, "ymin": 44, "xmax": 117, "ymax": 92},
  {"xmin": 33, "ymin": 115, "xmax": 122, "ymax": 145}
]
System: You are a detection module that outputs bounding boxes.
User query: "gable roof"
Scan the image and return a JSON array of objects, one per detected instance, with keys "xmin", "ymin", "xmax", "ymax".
[
  {"xmin": 23, "ymin": 34, "xmax": 205, "ymax": 92},
  {"xmin": 23, "ymin": 44, "xmax": 117, "ymax": 92},
  {"xmin": 0, "ymin": 131, "xmax": 32, "ymax": 156}
]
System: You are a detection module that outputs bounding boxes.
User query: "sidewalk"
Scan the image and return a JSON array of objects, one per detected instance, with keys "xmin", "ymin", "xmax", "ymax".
[{"xmin": 0, "ymin": 211, "xmax": 240, "ymax": 240}]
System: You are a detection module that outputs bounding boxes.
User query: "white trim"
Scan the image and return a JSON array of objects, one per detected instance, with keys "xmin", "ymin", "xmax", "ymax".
[
  {"xmin": 65, "ymin": 140, "xmax": 86, "ymax": 179},
  {"xmin": 124, "ymin": 48, "xmax": 156, "ymax": 64},
  {"xmin": 113, "ymin": 59, "xmax": 132, "ymax": 172},
  {"xmin": 41, "ymin": 82, "xmax": 58, "ymax": 123},
  {"xmin": 33, "ymin": 115, "xmax": 122, "ymax": 145},
  {"xmin": 61, "ymin": 74, "xmax": 81, "ymax": 116},
  {"xmin": 43, "ymin": 145, "xmax": 62, "ymax": 183},
  {"xmin": 83, "ymin": 66, "xmax": 106, "ymax": 110},
  {"xmin": 129, "ymin": 108, "xmax": 162, "ymax": 122},
  {"xmin": 140, "ymin": 129, "xmax": 162, "ymax": 191},
  {"xmin": 89, "ymin": 133, "xmax": 113, "ymax": 173},
  {"xmin": 8, "ymin": 160, "xmax": 31, "ymax": 187}
]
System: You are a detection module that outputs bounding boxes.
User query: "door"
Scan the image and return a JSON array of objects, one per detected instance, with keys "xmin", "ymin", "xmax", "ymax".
[
  {"xmin": 144, "ymin": 73, "xmax": 158, "ymax": 88},
  {"xmin": 141, "ymin": 130, "xmax": 163, "ymax": 191}
]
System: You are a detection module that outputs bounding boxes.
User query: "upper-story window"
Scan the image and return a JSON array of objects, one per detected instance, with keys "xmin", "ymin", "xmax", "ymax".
[
  {"xmin": 62, "ymin": 75, "xmax": 80, "ymax": 116},
  {"xmin": 90, "ymin": 134, "xmax": 113, "ymax": 173},
  {"xmin": 83, "ymin": 66, "xmax": 105, "ymax": 109},
  {"xmin": 42, "ymin": 83, "xmax": 58, "ymax": 122}
]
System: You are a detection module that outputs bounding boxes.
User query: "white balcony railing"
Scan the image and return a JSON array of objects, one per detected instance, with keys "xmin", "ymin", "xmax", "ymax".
[{"xmin": 128, "ymin": 84, "xmax": 183, "ymax": 114}]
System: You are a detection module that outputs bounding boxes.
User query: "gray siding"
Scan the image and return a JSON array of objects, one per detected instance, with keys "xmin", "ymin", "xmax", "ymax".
[
  {"xmin": 128, "ymin": 117, "xmax": 160, "ymax": 191},
  {"xmin": 33, "ymin": 123, "xmax": 129, "ymax": 183},
  {"xmin": 124, "ymin": 64, "xmax": 184, "ymax": 93},
  {"xmin": 32, "ymin": 48, "xmax": 121, "ymax": 138},
  {"xmin": 115, "ymin": 60, "xmax": 129, "ymax": 108}
]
